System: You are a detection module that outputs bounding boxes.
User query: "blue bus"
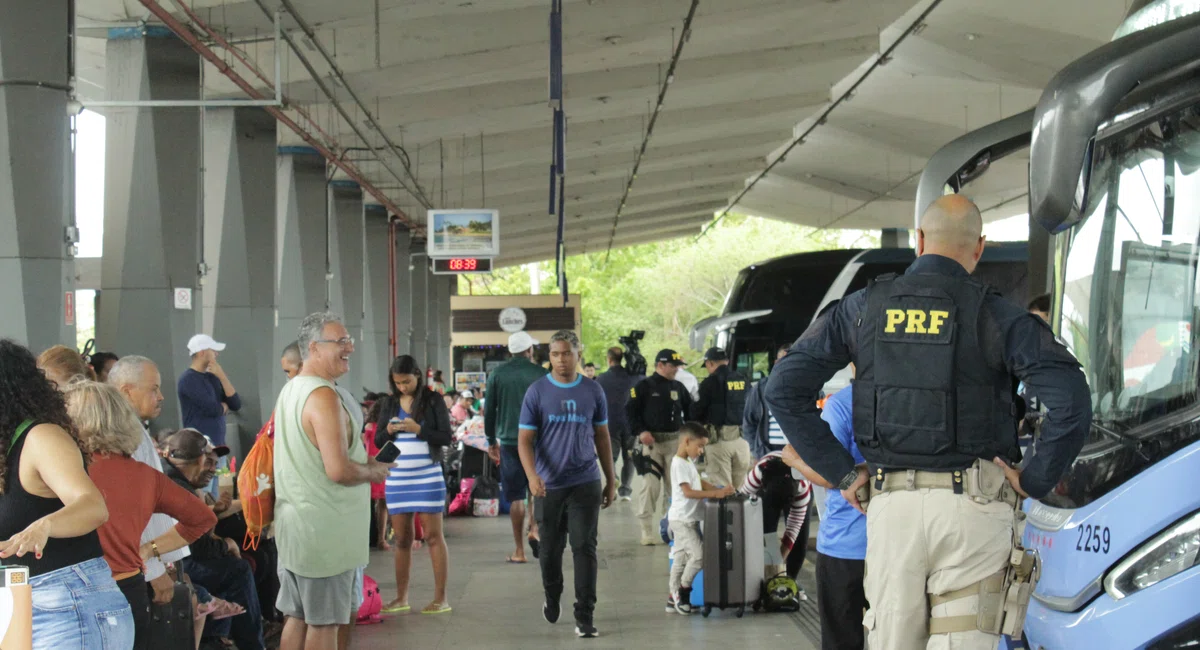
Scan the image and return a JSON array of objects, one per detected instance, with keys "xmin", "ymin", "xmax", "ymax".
[{"xmin": 917, "ymin": 1, "xmax": 1200, "ymax": 646}]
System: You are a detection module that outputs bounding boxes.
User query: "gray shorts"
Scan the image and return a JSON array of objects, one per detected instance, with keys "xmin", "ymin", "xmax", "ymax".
[{"xmin": 276, "ymin": 566, "xmax": 363, "ymax": 626}]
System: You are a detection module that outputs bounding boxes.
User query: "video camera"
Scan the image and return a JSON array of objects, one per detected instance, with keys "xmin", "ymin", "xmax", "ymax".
[{"xmin": 618, "ymin": 330, "xmax": 647, "ymax": 377}]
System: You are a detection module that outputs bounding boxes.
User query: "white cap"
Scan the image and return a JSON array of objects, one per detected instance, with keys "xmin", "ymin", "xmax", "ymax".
[
  {"xmin": 460, "ymin": 389, "xmax": 474, "ymax": 400},
  {"xmin": 187, "ymin": 334, "xmax": 227, "ymax": 356},
  {"xmin": 508, "ymin": 331, "xmax": 538, "ymax": 354}
]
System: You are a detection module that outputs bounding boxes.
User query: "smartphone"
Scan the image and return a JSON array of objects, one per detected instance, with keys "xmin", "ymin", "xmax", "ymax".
[{"xmin": 375, "ymin": 441, "xmax": 402, "ymax": 463}]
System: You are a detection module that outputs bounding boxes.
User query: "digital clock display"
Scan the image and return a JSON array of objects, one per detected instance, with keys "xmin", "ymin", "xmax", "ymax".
[{"xmin": 431, "ymin": 257, "xmax": 492, "ymax": 274}]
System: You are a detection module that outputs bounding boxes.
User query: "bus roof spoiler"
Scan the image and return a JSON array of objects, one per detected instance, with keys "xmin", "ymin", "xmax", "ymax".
[
  {"xmin": 687, "ymin": 310, "xmax": 773, "ymax": 351},
  {"xmin": 913, "ymin": 108, "xmax": 1033, "ymax": 230}
]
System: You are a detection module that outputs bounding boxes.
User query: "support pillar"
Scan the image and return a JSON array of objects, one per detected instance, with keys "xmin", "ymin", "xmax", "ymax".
[
  {"xmin": 434, "ymin": 276, "xmax": 453, "ymax": 376},
  {"xmin": 1028, "ymin": 214, "xmax": 1053, "ymax": 301},
  {"xmin": 394, "ymin": 228, "xmax": 413, "ymax": 360},
  {"xmin": 329, "ymin": 182, "xmax": 364, "ymax": 397},
  {"xmin": 201, "ymin": 108, "xmax": 276, "ymax": 450},
  {"xmin": 409, "ymin": 248, "xmax": 429, "ymax": 365},
  {"xmin": 359, "ymin": 205, "xmax": 391, "ymax": 391},
  {"xmin": 273, "ymin": 150, "xmax": 328, "ymax": 397},
  {"xmin": 99, "ymin": 30, "xmax": 202, "ymax": 429},
  {"xmin": 881, "ymin": 228, "xmax": 909, "ymax": 248},
  {"xmin": 0, "ymin": 0, "xmax": 75, "ymax": 353}
]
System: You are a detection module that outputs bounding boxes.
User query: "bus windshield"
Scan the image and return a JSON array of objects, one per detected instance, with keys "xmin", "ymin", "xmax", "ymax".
[{"xmin": 1060, "ymin": 104, "xmax": 1200, "ymax": 437}]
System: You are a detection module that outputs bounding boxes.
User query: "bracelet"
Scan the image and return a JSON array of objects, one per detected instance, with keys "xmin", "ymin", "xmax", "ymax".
[{"xmin": 151, "ymin": 541, "xmax": 161, "ymax": 560}]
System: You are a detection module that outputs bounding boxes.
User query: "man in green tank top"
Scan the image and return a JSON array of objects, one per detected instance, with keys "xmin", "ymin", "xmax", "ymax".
[{"xmin": 273, "ymin": 312, "xmax": 390, "ymax": 650}]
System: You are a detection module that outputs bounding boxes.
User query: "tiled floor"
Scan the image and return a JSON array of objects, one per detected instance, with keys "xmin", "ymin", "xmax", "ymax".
[{"xmin": 352, "ymin": 492, "xmax": 821, "ymax": 649}]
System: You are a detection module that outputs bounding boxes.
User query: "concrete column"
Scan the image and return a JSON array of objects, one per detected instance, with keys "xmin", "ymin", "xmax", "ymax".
[
  {"xmin": 99, "ymin": 30, "xmax": 202, "ymax": 429},
  {"xmin": 1028, "ymin": 214, "xmax": 1053, "ymax": 300},
  {"xmin": 0, "ymin": 0, "xmax": 75, "ymax": 353},
  {"xmin": 359, "ymin": 206, "xmax": 391, "ymax": 392},
  {"xmin": 408, "ymin": 248, "xmax": 429, "ymax": 365},
  {"xmin": 273, "ymin": 150, "xmax": 328, "ymax": 397},
  {"xmin": 394, "ymin": 229, "xmax": 413, "ymax": 358},
  {"xmin": 881, "ymin": 228, "xmax": 909, "ymax": 248},
  {"xmin": 329, "ymin": 182, "xmax": 364, "ymax": 397},
  {"xmin": 434, "ymin": 276, "xmax": 454, "ymax": 375},
  {"xmin": 201, "ymin": 108, "xmax": 276, "ymax": 450}
]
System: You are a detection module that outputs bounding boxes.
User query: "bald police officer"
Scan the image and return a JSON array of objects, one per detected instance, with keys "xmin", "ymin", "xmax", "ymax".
[{"xmin": 765, "ymin": 195, "xmax": 1090, "ymax": 650}]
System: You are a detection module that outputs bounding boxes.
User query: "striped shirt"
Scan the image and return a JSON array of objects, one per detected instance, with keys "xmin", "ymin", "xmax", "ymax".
[
  {"xmin": 767, "ymin": 410, "xmax": 787, "ymax": 448},
  {"xmin": 739, "ymin": 451, "xmax": 812, "ymax": 551},
  {"xmin": 384, "ymin": 406, "xmax": 446, "ymax": 513}
]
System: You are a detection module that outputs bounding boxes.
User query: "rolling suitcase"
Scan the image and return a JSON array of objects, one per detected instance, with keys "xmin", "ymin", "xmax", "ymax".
[
  {"xmin": 144, "ymin": 582, "xmax": 195, "ymax": 649},
  {"xmin": 701, "ymin": 494, "xmax": 763, "ymax": 617}
]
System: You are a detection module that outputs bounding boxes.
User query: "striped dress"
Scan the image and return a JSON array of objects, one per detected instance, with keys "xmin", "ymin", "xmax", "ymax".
[{"xmin": 384, "ymin": 405, "xmax": 447, "ymax": 515}]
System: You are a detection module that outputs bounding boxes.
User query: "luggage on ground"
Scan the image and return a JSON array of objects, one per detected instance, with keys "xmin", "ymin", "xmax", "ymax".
[
  {"xmin": 145, "ymin": 582, "xmax": 194, "ymax": 649},
  {"xmin": 357, "ymin": 575, "xmax": 383, "ymax": 625},
  {"xmin": 701, "ymin": 494, "xmax": 764, "ymax": 617},
  {"xmin": 472, "ymin": 460, "xmax": 500, "ymax": 517}
]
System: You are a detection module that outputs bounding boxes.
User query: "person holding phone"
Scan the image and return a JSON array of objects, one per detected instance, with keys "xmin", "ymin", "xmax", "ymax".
[{"xmin": 373, "ymin": 355, "xmax": 454, "ymax": 616}]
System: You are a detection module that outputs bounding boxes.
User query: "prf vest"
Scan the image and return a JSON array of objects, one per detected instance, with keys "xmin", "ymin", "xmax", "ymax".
[
  {"xmin": 706, "ymin": 365, "xmax": 749, "ymax": 428},
  {"xmin": 851, "ymin": 272, "xmax": 1021, "ymax": 472}
]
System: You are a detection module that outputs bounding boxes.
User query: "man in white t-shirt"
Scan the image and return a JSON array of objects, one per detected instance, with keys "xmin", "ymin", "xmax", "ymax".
[{"xmin": 667, "ymin": 423, "xmax": 734, "ymax": 614}]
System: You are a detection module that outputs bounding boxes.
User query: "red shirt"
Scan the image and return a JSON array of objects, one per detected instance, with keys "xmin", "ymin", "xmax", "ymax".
[{"xmin": 88, "ymin": 454, "xmax": 217, "ymax": 576}]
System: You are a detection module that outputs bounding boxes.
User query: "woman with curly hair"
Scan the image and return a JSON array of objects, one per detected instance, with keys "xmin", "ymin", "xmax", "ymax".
[
  {"xmin": 36, "ymin": 344, "xmax": 95, "ymax": 388},
  {"xmin": 64, "ymin": 380, "xmax": 216, "ymax": 650},
  {"xmin": 0, "ymin": 339, "xmax": 134, "ymax": 649}
]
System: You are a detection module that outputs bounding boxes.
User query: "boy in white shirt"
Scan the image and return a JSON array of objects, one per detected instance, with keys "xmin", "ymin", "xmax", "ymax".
[{"xmin": 668, "ymin": 423, "xmax": 735, "ymax": 614}]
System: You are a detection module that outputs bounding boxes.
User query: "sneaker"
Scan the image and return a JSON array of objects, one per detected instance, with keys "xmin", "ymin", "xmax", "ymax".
[
  {"xmin": 619, "ymin": 495, "xmax": 632, "ymax": 502},
  {"xmin": 575, "ymin": 620, "xmax": 598, "ymax": 638},
  {"xmin": 543, "ymin": 596, "xmax": 561, "ymax": 624},
  {"xmin": 675, "ymin": 587, "xmax": 693, "ymax": 615},
  {"xmin": 797, "ymin": 586, "xmax": 809, "ymax": 602},
  {"xmin": 640, "ymin": 534, "xmax": 659, "ymax": 546},
  {"xmin": 665, "ymin": 593, "xmax": 677, "ymax": 612}
]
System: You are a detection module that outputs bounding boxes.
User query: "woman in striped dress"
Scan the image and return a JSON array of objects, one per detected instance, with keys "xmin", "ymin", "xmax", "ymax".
[{"xmin": 373, "ymin": 355, "xmax": 454, "ymax": 615}]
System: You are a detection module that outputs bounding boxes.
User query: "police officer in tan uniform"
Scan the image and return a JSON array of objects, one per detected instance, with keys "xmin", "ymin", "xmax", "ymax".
[{"xmin": 765, "ymin": 195, "xmax": 1090, "ymax": 649}]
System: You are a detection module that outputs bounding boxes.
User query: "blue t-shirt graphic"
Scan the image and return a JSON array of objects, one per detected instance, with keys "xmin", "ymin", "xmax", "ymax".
[
  {"xmin": 817, "ymin": 385, "xmax": 867, "ymax": 561},
  {"xmin": 518, "ymin": 375, "xmax": 608, "ymax": 490}
]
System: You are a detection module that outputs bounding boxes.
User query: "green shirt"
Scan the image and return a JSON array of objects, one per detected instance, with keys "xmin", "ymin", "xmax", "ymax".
[
  {"xmin": 484, "ymin": 356, "xmax": 549, "ymax": 446},
  {"xmin": 273, "ymin": 376, "xmax": 368, "ymax": 578}
]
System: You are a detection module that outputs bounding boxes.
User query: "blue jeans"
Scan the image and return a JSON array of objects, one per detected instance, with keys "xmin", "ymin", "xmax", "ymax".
[{"xmin": 29, "ymin": 557, "xmax": 134, "ymax": 650}]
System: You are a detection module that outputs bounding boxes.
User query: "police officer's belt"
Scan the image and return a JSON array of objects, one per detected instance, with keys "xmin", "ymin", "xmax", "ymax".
[{"xmin": 868, "ymin": 462, "xmax": 1019, "ymax": 509}]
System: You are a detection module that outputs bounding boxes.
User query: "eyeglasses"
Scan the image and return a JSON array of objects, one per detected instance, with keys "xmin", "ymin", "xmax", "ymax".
[{"xmin": 315, "ymin": 337, "xmax": 355, "ymax": 347}]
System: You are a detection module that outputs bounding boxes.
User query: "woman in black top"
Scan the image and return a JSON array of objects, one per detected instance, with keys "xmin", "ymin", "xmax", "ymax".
[
  {"xmin": 0, "ymin": 340, "xmax": 134, "ymax": 649},
  {"xmin": 374, "ymin": 355, "xmax": 454, "ymax": 615}
]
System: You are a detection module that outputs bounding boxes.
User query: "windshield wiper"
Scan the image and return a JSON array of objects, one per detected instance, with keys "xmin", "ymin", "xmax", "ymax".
[{"xmin": 1091, "ymin": 420, "xmax": 1151, "ymax": 460}]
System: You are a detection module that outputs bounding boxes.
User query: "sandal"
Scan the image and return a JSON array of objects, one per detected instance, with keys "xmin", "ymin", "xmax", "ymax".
[
  {"xmin": 210, "ymin": 599, "xmax": 247, "ymax": 621},
  {"xmin": 421, "ymin": 602, "xmax": 452, "ymax": 615},
  {"xmin": 381, "ymin": 600, "xmax": 411, "ymax": 614}
]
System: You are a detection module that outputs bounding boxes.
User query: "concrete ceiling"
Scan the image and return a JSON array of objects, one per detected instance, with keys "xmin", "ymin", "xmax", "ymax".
[{"xmin": 75, "ymin": 0, "xmax": 1131, "ymax": 266}]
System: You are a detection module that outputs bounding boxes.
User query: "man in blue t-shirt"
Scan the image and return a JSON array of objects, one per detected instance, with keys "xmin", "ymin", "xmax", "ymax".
[
  {"xmin": 518, "ymin": 329, "xmax": 616, "ymax": 640},
  {"xmin": 782, "ymin": 381, "xmax": 867, "ymax": 650}
]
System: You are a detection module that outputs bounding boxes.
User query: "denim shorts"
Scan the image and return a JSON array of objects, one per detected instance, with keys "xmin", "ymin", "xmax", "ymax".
[{"xmin": 29, "ymin": 557, "xmax": 134, "ymax": 650}]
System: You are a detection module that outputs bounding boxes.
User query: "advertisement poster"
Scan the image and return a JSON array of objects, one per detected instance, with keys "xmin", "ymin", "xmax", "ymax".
[
  {"xmin": 427, "ymin": 209, "xmax": 500, "ymax": 258},
  {"xmin": 455, "ymin": 372, "xmax": 488, "ymax": 394}
]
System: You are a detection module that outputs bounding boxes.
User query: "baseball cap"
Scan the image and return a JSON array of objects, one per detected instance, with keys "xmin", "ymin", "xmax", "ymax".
[
  {"xmin": 508, "ymin": 331, "xmax": 539, "ymax": 354},
  {"xmin": 703, "ymin": 347, "xmax": 729, "ymax": 362},
  {"xmin": 655, "ymin": 349, "xmax": 686, "ymax": 366},
  {"xmin": 187, "ymin": 334, "xmax": 227, "ymax": 356},
  {"xmin": 459, "ymin": 389, "xmax": 474, "ymax": 400},
  {"xmin": 165, "ymin": 428, "xmax": 230, "ymax": 461}
]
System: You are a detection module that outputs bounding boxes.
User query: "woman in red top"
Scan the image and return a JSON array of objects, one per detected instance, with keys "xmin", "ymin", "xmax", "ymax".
[{"xmin": 64, "ymin": 381, "xmax": 216, "ymax": 650}]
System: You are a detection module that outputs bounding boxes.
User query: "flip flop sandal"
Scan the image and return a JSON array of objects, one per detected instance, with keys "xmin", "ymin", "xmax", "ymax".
[
  {"xmin": 381, "ymin": 602, "xmax": 411, "ymax": 614},
  {"xmin": 506, "ymin": 556, "xmax": 527, "ymax": 564},
  {"xmin": 210, "ymin": 600, "xmax": 246, "ymax": 621},
  {"xmin": 421, "ymin": 603, "xmax": 452, "ymax": 615}
]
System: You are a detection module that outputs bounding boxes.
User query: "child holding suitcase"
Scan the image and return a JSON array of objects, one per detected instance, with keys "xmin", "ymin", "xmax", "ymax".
[{"xmin": 668, "ymin": 423, "xmax": 735, "ymax": 614}]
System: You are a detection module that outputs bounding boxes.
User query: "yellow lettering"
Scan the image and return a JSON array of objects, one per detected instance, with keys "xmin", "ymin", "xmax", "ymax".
[
  {"xmin": 905, "ymin": 309, "xmax": 927, "ymax": 333},
  {"xmin": 727, "ymin": 381, "xmax": 745, "ymax": 391},
  {"xmin": 885, "ymin": 309, "xmax": 906, "ymax": 333},
  {"xmin": 630, "ymin": 387, "xmax": 637, "ymax": 398},
  {"xmin": 928, "ymin": 310, "xmax": 949, "ymax": 334}
]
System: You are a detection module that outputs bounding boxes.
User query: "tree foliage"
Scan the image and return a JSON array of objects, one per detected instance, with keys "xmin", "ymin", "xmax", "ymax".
[{"xmin": 460, "ymin": 215, "xmax": 877, "ymax": 370}]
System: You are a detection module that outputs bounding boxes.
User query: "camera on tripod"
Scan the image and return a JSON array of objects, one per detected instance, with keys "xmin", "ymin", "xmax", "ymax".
[{"xmin": 618, "ymin": 330, "xmax": 647, "ymax": 377}]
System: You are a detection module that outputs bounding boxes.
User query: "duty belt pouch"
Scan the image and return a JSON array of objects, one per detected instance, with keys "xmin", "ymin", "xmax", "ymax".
[
  {"xmin": 965, "ymin": 459, "xmax": 1006, "ymax": 504},
  {"xmin": 1002, "ymin": 510, "xmax": 1038, "ymax": 638}
]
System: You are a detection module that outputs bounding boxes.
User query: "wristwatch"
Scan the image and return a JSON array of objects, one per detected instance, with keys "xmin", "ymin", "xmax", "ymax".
[{"xmin": 836, "ymin": 469, "xmax": 861, "ymax": 491}]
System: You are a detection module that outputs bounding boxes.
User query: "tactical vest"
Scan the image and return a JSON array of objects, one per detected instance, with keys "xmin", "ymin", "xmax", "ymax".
[
  {"xmin": 851, "ymin": 272, "xmax": 1020, "ymax": 471},
  {"xmin": 638, "ymin": 376, "xmax": 685, "ymax": 433},
  {"xmin": 706, "ymin": 365, "xmax": 749, "ymax": 427}
]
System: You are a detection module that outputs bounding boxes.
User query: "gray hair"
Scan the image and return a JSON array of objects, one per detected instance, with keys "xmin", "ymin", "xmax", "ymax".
[
  {"xmin": 298, "ymin": 312, "xmax": 343, "ymax": 361},
  {"xmin": 549, "ymin": 329, "xmax": 582, "ymax": 353},
  {"xmin": 107, "ymin": 355, "xmax": 156, "ymax": 388}
]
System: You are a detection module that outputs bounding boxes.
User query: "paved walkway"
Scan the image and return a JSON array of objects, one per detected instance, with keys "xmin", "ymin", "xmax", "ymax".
[{"xmin": 352, "ymin": 488, "xmax": 821, "ymax": 649}]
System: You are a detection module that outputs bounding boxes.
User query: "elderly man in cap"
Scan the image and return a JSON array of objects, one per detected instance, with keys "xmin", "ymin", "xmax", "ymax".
[
  {"xmin": 692, "ymin": 347, "xmax": 753, "ymax": 489},
  {"xmin": 485, "ymin": 331, "xmax": 549, "ymax": 563},
  {"xmin": 627, "ymin": 349, "xmax": 693, "ymax": 545},
  {"xmin": 163, "ymin": 428, "xmax": 266, "ymax": 650}
]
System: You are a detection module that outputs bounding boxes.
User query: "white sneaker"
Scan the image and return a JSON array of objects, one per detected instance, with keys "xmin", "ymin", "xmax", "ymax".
[
  {"xmin": 619, "ymin": 495, "xmax": 632, "ymax": 502},
  {"xmin": 665, "ymin": 593, "xmax": 677, "ymax": 612},
  {"xmin": 797, "ymin": 586, "xmax": 809, "ymax": 602}
]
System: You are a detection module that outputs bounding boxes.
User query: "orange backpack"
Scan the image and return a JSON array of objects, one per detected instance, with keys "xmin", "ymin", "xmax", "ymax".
[{"xmin": 238, "ymin": 414, "xmax": 275, "ymax": 550}]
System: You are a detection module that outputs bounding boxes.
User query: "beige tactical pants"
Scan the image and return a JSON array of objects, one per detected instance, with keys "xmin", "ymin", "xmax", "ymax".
[
  {"xmin": 863, "ymin": 488, "xmax": 1013, "ymax": 650},
  {"xmin": 703, "ymin": 430, "xmax": 752, "ymax": 489},
  {"xmin": 636, "ymin": 439, "xmax": 678, "ymax": 536}
]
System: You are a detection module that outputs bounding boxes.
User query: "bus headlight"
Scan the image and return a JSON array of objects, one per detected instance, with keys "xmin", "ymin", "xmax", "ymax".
[{"xmin": 1104, "ymin": 511, "xmax": 1200, "ymax": 600}]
